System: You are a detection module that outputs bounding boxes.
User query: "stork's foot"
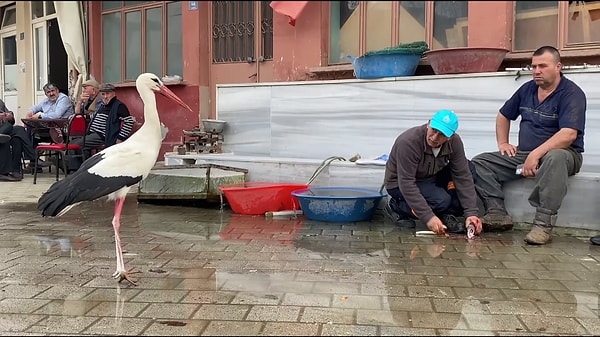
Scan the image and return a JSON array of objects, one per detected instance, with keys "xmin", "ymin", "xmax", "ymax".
[{"xmin": 112, "ymin": 269, "xmax": 141, "ymax": 286}]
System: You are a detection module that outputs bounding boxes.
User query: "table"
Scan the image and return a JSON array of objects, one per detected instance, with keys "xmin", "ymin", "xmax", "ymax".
[{"xmin": 21, "ymin": 118, "xmax": 68, "ymax": 144}]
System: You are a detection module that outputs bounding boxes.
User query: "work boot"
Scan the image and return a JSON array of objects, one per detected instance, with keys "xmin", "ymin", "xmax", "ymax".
[
  {"xmin": 524, "ymin": 225, "xmax": 553, "ymax": 245},
  {"xmin": 481, "ymin": 209, "xmax": 513, "ymax": 232},
  {"xmin": 524, "ymin": 208, "xmax": 556, "ymax": 245},
  {"xmin": 439, "ymin": 213, "xmax": 466, "ymax": 234},
  {"xmin": 383, "ymin": 202, "xmax": 415, "ymax": 228}
]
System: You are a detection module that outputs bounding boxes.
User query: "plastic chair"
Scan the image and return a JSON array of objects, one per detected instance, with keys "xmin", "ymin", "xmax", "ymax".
[{"xmin": 33, "ymin": 115, "xmax": 87, "ymax": 184}]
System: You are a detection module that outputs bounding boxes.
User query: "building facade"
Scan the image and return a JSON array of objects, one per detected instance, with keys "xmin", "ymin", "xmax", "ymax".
[
  {"xmin": 0, "ymin": 1, "xmax": 71, "ymax": 121},
  {"xmin": 5, "ymin": 1, "xmax": 600, "ymax": 157}
]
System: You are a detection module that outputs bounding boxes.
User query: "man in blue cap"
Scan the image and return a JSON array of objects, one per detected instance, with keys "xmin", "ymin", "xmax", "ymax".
[{"xmin": 383, "ymin": 109, "xmax": 483, "ymax": 235}]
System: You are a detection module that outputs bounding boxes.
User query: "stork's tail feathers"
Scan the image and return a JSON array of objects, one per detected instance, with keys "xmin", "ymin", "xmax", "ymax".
[{"xmin": 38, "ymin": 181, "xmax": 77, "ymax": 217}]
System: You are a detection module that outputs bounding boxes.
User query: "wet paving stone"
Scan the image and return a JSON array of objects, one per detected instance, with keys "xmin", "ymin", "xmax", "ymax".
[{"xmin": 0, "ymin": 196, "xmax": 598, "ymax": 335}]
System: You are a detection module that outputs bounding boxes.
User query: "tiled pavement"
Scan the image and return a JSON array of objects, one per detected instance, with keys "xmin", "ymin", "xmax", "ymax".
[{"xmin": 0, "ymin": 171, "xmax": 599, "ymax": 335}]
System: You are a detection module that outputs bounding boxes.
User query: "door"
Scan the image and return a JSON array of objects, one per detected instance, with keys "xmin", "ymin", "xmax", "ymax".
[
  {"xmin": 0, "ymin": 32, "xmax": 17, "ymax": 116},
  {"xmin": 47, "ymin": 18, "xmax": 68, "ymax": 96},
  {"xmin": 209, "ymin": 1, "xmax": 274, "ymax": 117}
]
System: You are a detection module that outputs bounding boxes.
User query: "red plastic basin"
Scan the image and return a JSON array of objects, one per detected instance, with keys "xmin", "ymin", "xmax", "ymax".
[
  {"xmin": 219, "ymin": 182, "xmax": 309, "ymax": 215},
  {"xmin": 424, "ymin": 47, "xmax": 509, "ymax": 75}
]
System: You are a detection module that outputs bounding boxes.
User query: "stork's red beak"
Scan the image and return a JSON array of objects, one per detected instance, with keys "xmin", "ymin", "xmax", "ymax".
[{"xmin": 158, "ymin": 85, "xmax": 193, "ymax": 112}]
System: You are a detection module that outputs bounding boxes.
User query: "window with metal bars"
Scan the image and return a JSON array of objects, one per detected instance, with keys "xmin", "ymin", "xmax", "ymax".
[{"xmin": 212, "ymin": 1, "xmax": 273, "ymax": 63}]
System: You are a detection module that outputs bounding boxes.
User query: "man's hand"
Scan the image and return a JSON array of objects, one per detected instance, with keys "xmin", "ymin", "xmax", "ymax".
[
  {"xmin": 426, "ymin": 216, "xmax": 447, "ymax": 235},
  {"xmin": 522, "ymin": 151, "xmax": 542, "ymax": 177},
  {"xmin": 465, "ymin": 216, "xmax": 483, "ymax": 234},
  {"xmin": 498, "ymin": 142, "xmax": 517, "ymax": 157},
  {"xmin": 25, "ymin": 111, "xmax": 34, "ymax": 119}
]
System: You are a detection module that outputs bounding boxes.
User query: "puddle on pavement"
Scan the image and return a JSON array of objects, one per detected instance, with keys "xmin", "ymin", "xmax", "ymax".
[{"xmin": 0, "ymin": 196, "xmax": 599, "ymax": 334}]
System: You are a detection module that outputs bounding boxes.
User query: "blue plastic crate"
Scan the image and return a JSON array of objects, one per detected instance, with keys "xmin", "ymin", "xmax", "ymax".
[{"xmin": 348, "ymin": 53, "xmax": 422, "ymax": 79}]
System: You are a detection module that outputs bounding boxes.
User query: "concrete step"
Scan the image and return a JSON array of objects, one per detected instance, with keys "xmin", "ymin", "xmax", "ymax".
[{"xmin": 137, "ymin": 162, "xmax": 247, "ymax": 202}]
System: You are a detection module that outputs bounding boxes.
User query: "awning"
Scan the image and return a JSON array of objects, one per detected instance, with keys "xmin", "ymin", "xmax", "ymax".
[
  {"xmin": 269, "ymin": 1, "xmax": 309, "ymax": 26},
  {"xmin": 54, "ymin": 1, "xmax": 88, "ymax": 104}
]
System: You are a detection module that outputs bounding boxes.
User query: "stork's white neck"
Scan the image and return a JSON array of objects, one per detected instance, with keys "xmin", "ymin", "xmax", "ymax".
[{"xmin": 135, "ymin": 84, "xmax": 162, "ymax": 136}]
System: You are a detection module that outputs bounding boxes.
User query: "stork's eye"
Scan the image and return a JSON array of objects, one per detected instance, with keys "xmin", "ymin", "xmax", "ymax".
[{"xmin": 151, "ymin": 78, "xmax": 159, "ymax": 83}]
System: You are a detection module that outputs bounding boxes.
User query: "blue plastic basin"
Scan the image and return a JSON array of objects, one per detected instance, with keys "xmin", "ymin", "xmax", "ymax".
[
  {"xmin": 348, "ymin": 53, "xmax": 422, "ymax": 79},
  {"xmin": 292, "ymin": 187, "xmax": 386, "ymax": 222}
]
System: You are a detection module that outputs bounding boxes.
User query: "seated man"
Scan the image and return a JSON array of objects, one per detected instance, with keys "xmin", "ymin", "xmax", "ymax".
[
  {"xmin": 0, "ymin": 109, "xmax": 36, "ymax": 181},
  {"xmin": 67, "ymin": 83, "xmax": 134, "ymax": 171},
  {"xmin": 383, "ymin": 109, "xmax": 483, "ymax": 235},
  {"xmin": 23, "ymin": 83, "xmax": 75, "ymax": 169},
  {"xmin": 471, "ymin": 46, "xmax": 586, "ymax": 245},
  {"xmin": 74, "ymin": 78, "xmax": 101, "ymax": 118},
  {"xmin": 25, "ymin": 83, "xmax": 74, "ymax": 120}
]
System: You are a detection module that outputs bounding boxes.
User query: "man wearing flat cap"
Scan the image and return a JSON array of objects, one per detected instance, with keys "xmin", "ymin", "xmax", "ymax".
[
  {"xmin": 67, "ymin": 82, "xmax": 134, "ymax": 172},
  {"xmin": 75, "ymin": 78, "xmax": 101, "ymax": 117}
]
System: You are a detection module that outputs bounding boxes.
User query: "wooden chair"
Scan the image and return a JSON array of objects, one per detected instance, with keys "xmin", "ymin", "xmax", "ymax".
[{"xmin": 33, "ymin": 115, "xmax": 87, "ymax": 184}]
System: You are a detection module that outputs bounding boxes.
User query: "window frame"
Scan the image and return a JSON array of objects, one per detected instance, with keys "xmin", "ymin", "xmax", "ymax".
[
  {"xmin": 328, "ymin": 1, "xmax": 458, "ymax": 65},
  {"xmin": 328, "ymin": 1, "xmax": 600, "ymax": 66},
  {"xmin": 511, "ymin": 1, "xmax": 600, "ymax": 56},
  {"xmin": 100, "ymin": 1, "xmax": 182, "ymax": 83},
  {"xmin": 1, "ymin": 4, "xmax": 15, "ymax": 28}
]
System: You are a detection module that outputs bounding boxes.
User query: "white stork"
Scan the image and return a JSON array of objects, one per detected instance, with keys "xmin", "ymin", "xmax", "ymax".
[{"xmin": 38, "ymin": 73, "xmax": 192, "ymax": 285}]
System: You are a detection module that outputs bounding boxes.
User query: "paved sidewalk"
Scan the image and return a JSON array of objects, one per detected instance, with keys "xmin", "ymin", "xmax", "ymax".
[
  {"xmin": 0, "ymin": 171, "xmax": 598, "ymax": 335},
  {"xmin": 0, "ymin": 174, "xmax": 56, "ymax": 204}
]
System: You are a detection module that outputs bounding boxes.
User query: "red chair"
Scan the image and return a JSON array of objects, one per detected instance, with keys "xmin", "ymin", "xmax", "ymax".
[{"xmin": 33, "ymin": 114, "xmax": 87, "ymax": 184}]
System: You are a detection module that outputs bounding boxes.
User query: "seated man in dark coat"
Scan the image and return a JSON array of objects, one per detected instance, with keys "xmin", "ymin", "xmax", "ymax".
[
  {"xmin": 66, "ymin": 83, "xmax": 135, "ymax": 172},
  {"xmin": 0, "ymin": 106, "xmax": 36, "ymax": 181}
]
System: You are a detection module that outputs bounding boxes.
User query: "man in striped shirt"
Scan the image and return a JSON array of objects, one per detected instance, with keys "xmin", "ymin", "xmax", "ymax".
[{"xmin": 67, "ymin": 83, "xmax": 134, "ymax": 172}]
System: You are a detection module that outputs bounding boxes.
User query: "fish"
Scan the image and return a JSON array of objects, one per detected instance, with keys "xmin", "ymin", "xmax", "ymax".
[{"xmin": 466, "ymin": 222, "xmax": 476, "ymax": 240}]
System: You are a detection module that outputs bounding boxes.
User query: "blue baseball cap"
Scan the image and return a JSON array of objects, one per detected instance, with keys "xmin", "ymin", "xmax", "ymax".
[{"xmin": 429, "ymin": 109, "xmax": 459, "ymax": 137}]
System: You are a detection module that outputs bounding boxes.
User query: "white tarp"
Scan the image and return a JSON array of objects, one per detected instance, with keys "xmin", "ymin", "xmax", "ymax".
[{"xmin": 53, "ymin": 1, "xmax": 87, "ymax": 104}]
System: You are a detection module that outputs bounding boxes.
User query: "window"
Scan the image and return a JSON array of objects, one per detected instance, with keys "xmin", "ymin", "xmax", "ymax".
[
  {"xmin": 101, "ymin": 1, "xmax": 183, "ymax": 83},
  {"xmin": 329, "ymin": 1, "xmax": 359, "ymax": 64},
  {"xmin": 212, "ymin": 1, "xmax": 255, "ymax": 63},
  {"xmin": 433, "ymin": 1, "xmax": 468, "ymax": 49},
  {"xmin": 1, "ymin": 5, "xmax": 16, "ymax": 28},
  {"xmin": 329, "ymin": 1, "xmax": 466, "ymax": 64},
  {"xmin": 211, "ymin": 1, "xmax": 273, "ymax": 64},
  {"xmin": 398, "ymin": 1, "xmax": 425, "ymax": 44},
  {"xmin": 366, "ymin": 2, "xmax": 393, "ymax": 54},
  {"xmin": 567, "ymin": 1, "xmax": 600, "ymax": 45},
  {"xmin": 32, "ymin": 1, "xmax": 55, "ymax": 19},
  {"xmin": 167, "ymin": 2, "xmax": 182, "ymax": 76},
  {"xmin": 514, "ymin": 1, "xmax": 558, "ymax": 51},
  {"xmin": 513, "ymin": 1, "xmax": 600, "ymax": 52},
  {"xmin": 3, "ymin": 35, "xmax": 17, "ymax": 92}
]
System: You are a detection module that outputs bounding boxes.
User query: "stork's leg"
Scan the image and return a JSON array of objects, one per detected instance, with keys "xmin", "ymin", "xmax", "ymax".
[{"xmin": 111, "ymin": 197, "xmax": 140, "ymax": 286}]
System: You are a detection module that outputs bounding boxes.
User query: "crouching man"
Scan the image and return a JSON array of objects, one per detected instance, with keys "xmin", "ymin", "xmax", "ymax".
[{"xmin": 383, "ymin": 109, "xmax": 482, "ymax": 235}]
